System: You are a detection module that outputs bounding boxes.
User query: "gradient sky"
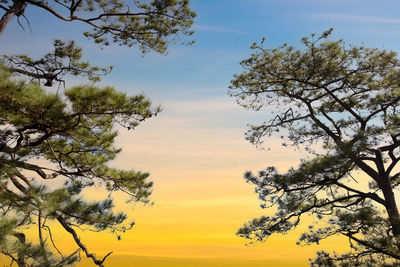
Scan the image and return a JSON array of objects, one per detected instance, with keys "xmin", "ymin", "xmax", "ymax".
[{"xmin": 2, "ymin": 0, "xmax": 400, "ymax": 266}]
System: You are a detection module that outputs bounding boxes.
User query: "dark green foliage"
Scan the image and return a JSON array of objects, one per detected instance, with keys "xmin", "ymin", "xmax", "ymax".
[
  {"xmin": 230, "ymin": 29, "xmax": 400, "ymax": 266},
  {"xmin": 0, "ymin": 64, "xmax": 157, "ymax": 266},
  {"xmin": 0, "ymin": 0, "xmax": 195, "ymax": 265},
  {"xmin": 0, "ymin": 0, "xmax": 196, "ymax": 53}
]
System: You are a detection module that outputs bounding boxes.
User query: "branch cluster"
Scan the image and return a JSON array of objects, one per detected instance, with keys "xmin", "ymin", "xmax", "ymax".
[
  {"xmin": 231, "ymin": 30, "xmax": 400, "ymax": 265},
  {"xmin": 0, "ymin": 64, "xmax": 157, "ymax": 266}
]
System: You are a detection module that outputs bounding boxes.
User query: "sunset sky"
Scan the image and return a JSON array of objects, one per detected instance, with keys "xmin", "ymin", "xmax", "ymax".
[{"xmin": 2, "ymin": 0, "xmax": 400, "ymax": 266}]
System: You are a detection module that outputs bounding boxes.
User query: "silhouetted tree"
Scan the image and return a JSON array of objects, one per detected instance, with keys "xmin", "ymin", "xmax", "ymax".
[
  {"xmin": 0, "ymin": 1, "xmax": 195, "ymax": 266},
  {"xmin": 230, "ymin": 29, "xmax": 400, "ymax": 266}
]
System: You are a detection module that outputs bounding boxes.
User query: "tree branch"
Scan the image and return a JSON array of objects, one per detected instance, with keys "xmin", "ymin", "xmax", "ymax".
[{"xmin": 56, "ymin": 216, "xmax": 112, "ymax": 267}]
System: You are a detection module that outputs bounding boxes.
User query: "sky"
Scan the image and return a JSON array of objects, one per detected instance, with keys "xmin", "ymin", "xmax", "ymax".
[{"xmin": 2, "ymin": 0, "xmax": 400, "ymax": 266}]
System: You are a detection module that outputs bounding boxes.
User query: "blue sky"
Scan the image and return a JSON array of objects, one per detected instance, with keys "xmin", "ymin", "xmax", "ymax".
[
  {"xmin": 3, "ymin": 0, "xmax": 400, "ymax": 104},
  {"xmin": 2, "ymin": 0, "xmax": 400, "ymax": 264}
]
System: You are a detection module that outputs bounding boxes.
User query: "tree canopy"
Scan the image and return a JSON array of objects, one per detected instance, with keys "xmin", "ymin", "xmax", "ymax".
[
  {"xmin": 229, "ymin": 29, "xmax": 400, "ymax": 266},
  {"xmin": 4, "ymin": 39, "xmax": 112, "ymax": 87},
  {"xmin": 0, "ymin": 0, "xmax": 195, "ymax": 53},
  {"xmin": 0, "ymin": 0, "xmax": 195, "ymax": 266},
  {"xmin": 0, "ymin": 64, "xmax": 157, "ymax": 266}
]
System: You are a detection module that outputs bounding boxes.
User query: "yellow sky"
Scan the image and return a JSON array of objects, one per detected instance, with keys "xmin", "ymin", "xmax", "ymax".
[
  {"xmin": 73, "ymin": 99, "xmax": 348, "ymax": 266},
  {"xmin": 3, "ymin": 0, "xmax": 400, "ymax": 265},
  {"xmin": 0, "ymin": 99, "xmax": 349, "ymax": 266}
]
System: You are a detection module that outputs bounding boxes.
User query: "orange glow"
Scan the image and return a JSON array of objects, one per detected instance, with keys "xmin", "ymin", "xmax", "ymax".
[{"xmin": 0, "ymin": 100, "xmax": 351, "ymax": 266}]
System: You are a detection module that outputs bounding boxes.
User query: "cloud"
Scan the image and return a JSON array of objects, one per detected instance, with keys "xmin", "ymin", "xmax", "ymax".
[
  {"xmin": 111, "ymin": 97, "xmax": 299, "ymax": 174},
  {"xmin": 310, "ymin": 13, "xmax": 400, "ymax": 24},
  {"xmin": 194, "ymin": 25, "xmax": 249, "ymax": 35}
]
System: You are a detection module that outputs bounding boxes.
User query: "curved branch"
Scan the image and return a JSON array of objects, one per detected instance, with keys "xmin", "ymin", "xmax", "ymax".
[
  {"xmin": 56, "ymin": 215, "xmax": 112, "ymax": 267},
  {"xmin": 344, "ymin": 232, "xmax": 400, "ymax": 260},
  {"xmin": 0, "ymin": 0, "xmax": 27, "ymax": 34}
]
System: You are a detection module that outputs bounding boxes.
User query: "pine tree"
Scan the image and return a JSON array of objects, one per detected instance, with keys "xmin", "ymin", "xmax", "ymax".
[
  {"xmin": 0, "ymin": 1, "xmax": 195, "ymax": 266},
  {"xmin": 230, "ymin": 29, "xmax": 400, "ymax": 266}
]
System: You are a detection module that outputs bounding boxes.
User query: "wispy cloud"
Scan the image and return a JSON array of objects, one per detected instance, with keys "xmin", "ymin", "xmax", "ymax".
[
  {"xmin": 194, "ymin": 25, "xmax": 249, "ymax": 35},
  {"xmin": 310, "ymin": 13, "xmax": 400, "ymax": 24}
]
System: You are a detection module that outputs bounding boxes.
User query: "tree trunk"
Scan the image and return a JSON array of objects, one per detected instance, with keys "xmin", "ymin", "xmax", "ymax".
[
  {"xmin": 0, "ymin": 0, "xmax": 27, "ymax": 34},
  {"xmin": 381, "ymin": 182, "xmax": 400, "ymax": 236}
]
